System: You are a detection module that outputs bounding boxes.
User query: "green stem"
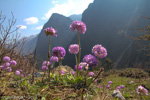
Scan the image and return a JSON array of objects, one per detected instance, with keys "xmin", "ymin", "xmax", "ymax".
[
  {"xmin": 48, "ymin": 35, "xmax": 51, "ymax": 88},
  {"xmin": 75, "ymin": 54, "xmax": 78, "ymax": 66},
  {"xmin": 42, "ymin": 70, "xmax": 46, "ymax": 83},
  {"xmin": 77, "ymin": 31, "xmax": 81, "ymax": 77},
  {"xmin": 59, "ymin": 60, "xmax": 62, "ymax": 77}
]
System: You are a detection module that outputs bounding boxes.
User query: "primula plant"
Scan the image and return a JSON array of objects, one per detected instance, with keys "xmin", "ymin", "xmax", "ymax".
[
  {"xmin": 1, "ymin": 18, "xmax": 149, "ymax": 100},
  {"xmin": 70, "ymin": 21, "xmax": 86, "ymax": 77}
]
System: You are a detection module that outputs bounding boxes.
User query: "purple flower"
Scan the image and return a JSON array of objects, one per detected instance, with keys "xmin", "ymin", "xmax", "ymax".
[
  {"xmin": 88, "ymin": 72, "xmax": 95, "ymax": 76},
  {"xmin": 6, "ymin": 67, "xmax": 12, "ymax": 72},
  {"xmin": 4, "ymin": 63, "xmax": 10, "ymax": 67},
  {"xmin": 17, "ymin": 69, "xmax": 23, "ymax": 72},
  {"xmin": 50, "ymin": 56, "xmax": 58, "ymax": 62},
  {"xmin": 41, "ymin": 66, "xmax": 48, "ymax": 70},
  {"xmin": 70, "ymin": 21, "xmax": 86, "ymax": 34},
  {"xmin": 3, "ymin": 56, "xmax": 10, "ymax": 62},
  {"xmin": 44, "ymin": 27, "xmax": 57, "ymax": 37},
  {"xmin": 108, "ymin": 81, "xmax": 113, "ymax": 84},
  {"xmin": 15, "ymin": 70, "xmax": 20, "ymax": 75},
  {"xmin": 92, "ymin": 44, "xmax": 107, "ymax": 59},
  {"xmin": 42, "ymin": 61, "xmax": 50, "ymax": 66},
  {"xmin": 21, "ymin": 74, "xmax": 24, "ymax": 77},
  {"xmin": 70, "ymin": 71, "xmax": 75, "ymax": 75},
  {"xmin": 137, "ymin": 86, "xmax": 149, "ymax": 95},
  {"xmin": 117, "ymin": 86, "xmax": 121, "ymax": 90},
  {"xmin": 75, "ymin": 65, "xmax": 82, "ymax": 71},
  {"xmin": 98, "ymin": 86, "xmax": 102, "ymax": 89},
  {"xmin": 120, "ymin": 85, "xmax": 125, "ymax": 89},
  {"xmin": 68, "ymin": 44, "xmax": 79, "ymax": 54},
  {"xmin": 10, "ymin": 60, "xmax": 17, "ymax": 66},
  {"xmin": 107, "ymin": 84, "xmax": 111, "ymax": 88},
  {"xmin": 52, "ymin": 47, "xmax": 66, "ymax": 58},
  {"xmin": 61, "ymin": 70, "xmax": 65, "ymax": 75},
  {"xmin": 79, "ymin": 62, "xmax": 89, "ymax": 67},
  {"xmin": 0, "ymin": 65, "xmax": 5, "ymax": 70},
  {"xmin": 83, "ymin": 54, "xmax": 98, "ymax": 67},
  {"xmin": 95, "ymin": 79, "xmax": 98, "ymax": 83},
  {"xmin": 79, "ymin": 62, "xmax": 89, "ymax": 70},
  {"xmin": 0, "ymin": 66, "xmax": 3, "ymax": 69}
]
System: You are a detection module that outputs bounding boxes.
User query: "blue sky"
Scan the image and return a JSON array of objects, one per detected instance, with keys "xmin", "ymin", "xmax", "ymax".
[{"xmin": 0, "ymin": 0, "xmax": 93, "ymax": 38}]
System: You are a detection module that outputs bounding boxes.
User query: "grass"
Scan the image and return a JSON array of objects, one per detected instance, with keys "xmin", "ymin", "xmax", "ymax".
[{"xmin": 0, "ymin": 68, "xmax": 150, "ymax": 100}]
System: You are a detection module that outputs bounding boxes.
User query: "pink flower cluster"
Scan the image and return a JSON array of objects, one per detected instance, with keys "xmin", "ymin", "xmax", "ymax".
[
  {"xmin": 92, "ymin": 44, "xmax": 107, "ymax": 59},
  {"xmin": 137, "ymin": 86, "xmax": 148, "ymax": 95},
  {"xmin": 0, "ymin": 56, "xmax": 17, "ymax": 72},
  {"xmin": 70, "ymin": 21, "xmax": 86, "ymax": 34},
  {"xmin": 44, "ymin": 27, "xmax": 57, "ymax": 37},
  {"xmin": 68, "ymin": 44, "xmax": 79, "ymax": 54}
]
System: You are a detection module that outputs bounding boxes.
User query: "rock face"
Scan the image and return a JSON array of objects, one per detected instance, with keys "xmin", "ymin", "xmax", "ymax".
[
  {"xmin": 35, "ymin": 13, "xmax": 75, "ymax": 68},
  {"xmin": 69, "ymin": 14, "xmax": 82, "ymax": 21},
  {"xmin": 64, "ymin": 0, "xmax": 150, "ymax": 68},
  {"xmin": 35, "ymin": 0, "xmax": 150, "ymax": 69},
  {"xmin": 23, "ymin": 34, "xmax": 38, "ymax": 53}
]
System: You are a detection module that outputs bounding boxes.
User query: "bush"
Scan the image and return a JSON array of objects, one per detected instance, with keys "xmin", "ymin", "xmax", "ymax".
[{"xmin": 119, "ymin": 68, "xmax": 149, "ymax": 78}]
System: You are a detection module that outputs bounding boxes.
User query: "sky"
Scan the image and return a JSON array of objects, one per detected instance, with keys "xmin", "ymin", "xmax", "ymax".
[{"xmin": 0, "ymin": 0, "xmax": 94, "ymax": 38}]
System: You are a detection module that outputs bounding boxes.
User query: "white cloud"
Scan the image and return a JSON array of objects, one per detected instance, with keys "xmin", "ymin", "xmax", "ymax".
[
  {"xmin": 17, "ymin": 25, "xmax": 27, "ymax": 29},
  {"xmin": 34, "ymin": 25, "xmax": 43, "ymax": 30},
  {"xmin": 52, "ymin": 0, "xmax": 59, "ymax": 4},
  {"xmin": 24, "ymin": 17, "xmax": 38, "ymax": 24},
  {"xmin": 42, "ymin": 0, "xmax": 94, "ymax": 20}
]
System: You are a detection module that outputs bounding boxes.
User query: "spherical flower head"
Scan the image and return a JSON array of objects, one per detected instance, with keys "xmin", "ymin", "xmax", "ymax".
[
  {"xmin": 10, "ymin": 60, "xmax": 17, "ymax": 66},
  {"xmin": 41, "ymin": 66, "xmax": 48, "ymax": 70},
  {"xmin": 75, "ymin": 65, "xmax": 83, "ymax": 71},
  {"xmin": 61, "ymin": 70, "xmax": 65, "ymax": 75},
  {"xmin": 88, "ymin": 72, "xmax": 95, "ymax": 76},
  {"xmin": 92, "ymin": 44, "xmax": 107, "ymax": 59},
  {"xmin": 50, "ymin": 56, "xmax": 58, "ymax": 62},
  {"xmin": 107, "ymin": 84, "xmax": 111, "ymax": 88},
  {"xmin": 83, "ymin": 54, "xmax": 98, "ymax": 67},
  {"xmin": 3, "ymin": 56, "xmax": 10, "ymax": 62},
  {"xmin": 120, "ymin": 85, "xmax": 125, "ymax": 89},
  {"xmin": 52, "ymin": 46, "xmax": 66, "ymax": 58},
  {"xmin": 68, "ymin": 44, "xmax": 79, "ymax": 54},
  {"xmin": 79, "ymin": 62, "xmax": 89, "ymax": 70},
  {"xmin": 117, "ymin": 86, "xmax": 121, "ymax": 90},
  {"xmin": 137, "ymin": 86, "xmax": 149, "ymax": 95},
  {"xmin": 15, "ymin": 70, "xmax": 20, "ymax": 75},
  {"xmin": 99, "ymin": 86, "xmax": 102, "ymax": 89},
  {"xmin": 6, "ymin": 67, "xmax": 12, "ymax": 72},
  {"xmin": 70, "ymin": 21, "xmax": 86, "ymax": 34},
  {"xmin": 94, "ymin": 79, "xmax": 98, "ymax": 83},
  {"xmin": 17, "ymin": 69, "xmax": 23, "ymax": 72},
  {"xmin": 42, "ymin": 61, "xmax": 50, "ymax": 66},
  {"xmin": 4, "ymin": 62, "xmax": 10, "ymax": 67},
  {"xmin": 108, "ymin": 81, "xmax": 113, "ymax": 84},
  {"xmin": 0, "ymin": 65, "xmax": 3, "ymax": 69},
  {"xmin": 70, "ymin": 71, "xmax": 75, "ymax": 75},
  {"xmin": 0, "ymin": 65, "xmax": 5, "ymax": 70},
  {"xmin": 21, "ymin": 74, "xmax": 24, "ymax": 77},
  {"xmin": 44, "ymin": 27, "xmax": 57, "ymax": 37}
]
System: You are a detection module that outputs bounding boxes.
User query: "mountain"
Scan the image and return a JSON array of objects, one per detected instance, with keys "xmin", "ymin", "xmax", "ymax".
[
  {"xmin": 35, "ymin": 0, "xmax": 150, "ymax": 69},
  {"xmin": 69, "ymin": 14, "xmax": 82, "ymax": 21},
  {"xmin": 63, "ymin": 0, "xmax": 150, "ymax": 68},
  {"xmin": 23, "ymin": 34, "xmax": 38, "ymax": 54},
  {"xmin": 35, "ymin": 13, "xmax": 75, "ymax": 68}
]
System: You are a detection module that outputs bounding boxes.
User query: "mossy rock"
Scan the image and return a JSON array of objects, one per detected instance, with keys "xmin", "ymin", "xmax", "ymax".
[{"xmin": 52, "ymin": 65, "xmax": 74, "ymax": 75}]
